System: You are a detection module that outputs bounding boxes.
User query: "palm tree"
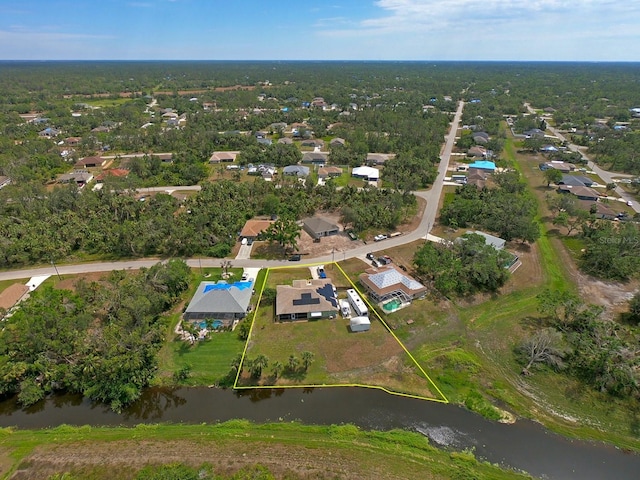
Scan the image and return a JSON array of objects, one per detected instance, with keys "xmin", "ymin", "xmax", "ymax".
[
  {"xmin": 301, "ymin": 351, "xmax": 315, "ymax": 372},
  {"xmin": 287, "ymin": 354, "xmax": 300, "ymax": 373},
  {"xmin": 271, "ymin": 360, "xmax": 283, "ymax": 379},
  {"xmin": 249, "ymin": 354, "xmax": 269, "ymax": 379}
]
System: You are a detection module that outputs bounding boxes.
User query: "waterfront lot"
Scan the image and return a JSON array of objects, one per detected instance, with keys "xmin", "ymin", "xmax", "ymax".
[{"xmin": 239, "ymin": 264, "xmax": 441, "ymax": 400}]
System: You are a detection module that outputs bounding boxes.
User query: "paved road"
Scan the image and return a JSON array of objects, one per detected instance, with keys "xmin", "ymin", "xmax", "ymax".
[
  {"xmin": 525, "ymin": 103, "xmax": 639, "ymax": 213},
  {"xmin": 0, "ymin": 101, "xmax": 465, "ymax": 282}
]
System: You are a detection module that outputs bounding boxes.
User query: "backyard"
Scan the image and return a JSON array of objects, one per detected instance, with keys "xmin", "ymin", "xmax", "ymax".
[{"xmin": 237, "ymin": 263, "xmax": 443, "ymax": 401}]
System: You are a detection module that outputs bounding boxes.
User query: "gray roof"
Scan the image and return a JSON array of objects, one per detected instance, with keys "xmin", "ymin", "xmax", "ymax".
[
  {"xmin": 282, "ymin": 165, "xmax": 310, "ymax": 176},
  {"xmin": 303, "ymin": 216, "xmax": 339, "ymax": 234},
  {"xmin": 467, "ymin": 230, "xmax": 506, "ymax": 250},
  {"xmin": 185, "ymin": 281, "xmax": 252, "ymax": 315}
]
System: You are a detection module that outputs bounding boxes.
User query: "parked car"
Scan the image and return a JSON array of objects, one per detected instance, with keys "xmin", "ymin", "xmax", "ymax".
[
  {"xmin": 289, "ymin": 254, "xmax": 301, "ymax": 261},
  {"xmin": 377, "ymin": 256, "xmax": 390, "ymax": 266},
  {"xmin": 317, "ymin": 266, "xmax": 326, "ymax": 279},
  {"xmin": 374, "ymin": 234, "xmax": 388, "ymax": 242},
  {"xmin": 366, "ymin": 252, "xmax": 375, "ymax": 260},
  {"xmin": 371, "ymin": 259, "xmax": 380, "ymax": 267}
]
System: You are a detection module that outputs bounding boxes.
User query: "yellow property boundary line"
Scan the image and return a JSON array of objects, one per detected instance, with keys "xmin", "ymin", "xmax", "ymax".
[{"xmin": 233, "ymin": 261, "xmax": 448, "ymax": 404}]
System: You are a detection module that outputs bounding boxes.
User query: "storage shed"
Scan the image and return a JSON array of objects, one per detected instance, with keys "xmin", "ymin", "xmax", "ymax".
[{"xmin": 349, "ymin": 316, "xmax": 371, "ymax": 332}]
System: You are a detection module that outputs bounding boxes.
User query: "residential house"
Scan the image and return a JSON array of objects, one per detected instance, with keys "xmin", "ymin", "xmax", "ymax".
[
  {"xmin": 302, "ymin": 216, "xmax": 340, "ymax": 239},
  {"xmin": 468, "ymin": 160, "xmax": 496, "ymax": 171},
  {"xmin": 209, "ymin": 151, "xmax": 239, "ymax": 164},
  {"xmin": 275, "ymin": 279, "xmax": 338, "ymax": 322},
  {"xmin": 465, "ymin": 231, "xmax": 506, "ymax": 250},
  {"xmin": 472, "ymin": 132, "xmax": 490, "ymax": 144},
  {"xmin": 524, "ymin": 128, "xmax": 546, "ymax": 139},
  {"xmin": 277, "ymin": 137, "xmax": 293, "ymax": 145},
  {"xmin": 74, "ymin": 156, "xmax": 107, "ymax": 169},
  {"xmin": 366, "ymin": 153, "xmax": 395, "ymax": 165},
  {"xmin": 64, "ymin": 137, "xmax": 82, "ymax": 147},
  {"xmin": 359, "ymin": 265, "xmax": 427, "ymax": 304},
  {"xmin": 0, "ymin": 176, "xmax": 11, "ymax": 190},
  {"xmin": 282, "ymin": 165, "xmax": 310, "ymax": 177},
  {"xmin": 95, "ymin": 169, "xmax": 130, "ymax": 183},
  {"xmin": 557, "ymin": 174, "xmax": 595, "ymax": 187},
  {"xmin": 330, "ymin": 137, "xmax": 346, "ymax": 147},
  {"xmin": 300, "ymin": 139, "xmax": 325, "ymax": 149},
  {"xmin": 578, "ymin": 200, "xmax": 617, "ymax": 220},
  {"xmin": 539, "ymin": 161, "xmax": 576, "ymax": 173},
  {"xmin": 466, "ymin": 168, "xmax": 489, "ymax": 189},
  {"xmin": 57, "ymin": 170, "xmax": 93, "ymax": 187},
  {"xmin": 557, "ymin": 185, "xmax": 600, "ymax": 201},
  {"xmin": 38, "ymin": 127, "xmax": 61, "ymax": 138},
  {"xmin": 301, "ymin": 152, "xmax": 329, "ymax": 165},
  {"xmin": 153, "ymin": 153, "xmax": 173, "ymax": 163},
  {"xmin": 467, "ymin": 146, "xmax": 487, "ymax": 158},
  {"xmin": 240, "ymin": 219, "xmax": 274, "ymax": 241},
  {"xmin": 351, "ymin": 166, "xmax": 380, "ymax": 182},
  {"xmin": 318, "ymin": 166, "xmax": 343, "ymax": 179},
  {"xmin": 183, "ymin": 280, "xmax": 254, "ymax": 327}
]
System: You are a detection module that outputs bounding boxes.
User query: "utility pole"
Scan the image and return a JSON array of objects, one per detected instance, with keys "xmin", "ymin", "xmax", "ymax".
[{"xmin": 51, "ymin": 259, "xmax": 62, "ymax": 280}]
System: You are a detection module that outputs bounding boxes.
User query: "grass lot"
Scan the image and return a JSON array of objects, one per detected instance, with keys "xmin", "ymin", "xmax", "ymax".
[
  {"xmin": 155, "ymin": 267, "xmax": 258, "ymax": 386},
  {"xmin": 0, "ymin": 421, "xmax": 530, "ymax": 480},
  {"xmin": 84, "ymin": 97, "xmax": 132, "ymax": 108},
  {"xmin": 238, "ymin": 263, "xmax": 443, "ymax": 401}
]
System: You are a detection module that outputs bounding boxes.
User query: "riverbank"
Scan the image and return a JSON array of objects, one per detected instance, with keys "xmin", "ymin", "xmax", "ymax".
[{"xmin": 0, "ymin": 420, "xmax": 530, "ymax": 480}]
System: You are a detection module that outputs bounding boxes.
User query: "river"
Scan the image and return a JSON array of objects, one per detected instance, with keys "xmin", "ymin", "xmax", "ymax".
[{"xmin": 0, "ymin": 387, "xmax": 638, "ymax": 479}]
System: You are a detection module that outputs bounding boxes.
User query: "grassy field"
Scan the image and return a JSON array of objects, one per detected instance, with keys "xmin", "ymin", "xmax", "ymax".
[
  {"xmin": 238, "ymin": 263, "xmax": 443, "ymax": 400},
  {"xmin": 0, "ymin": 421, "xmax": 531, "ymax": 480}
]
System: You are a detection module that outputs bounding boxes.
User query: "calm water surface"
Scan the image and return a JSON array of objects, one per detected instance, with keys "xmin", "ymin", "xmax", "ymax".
[{"xmin": 0, "ymin": 387, "xmax": 638, "ymax": 480}]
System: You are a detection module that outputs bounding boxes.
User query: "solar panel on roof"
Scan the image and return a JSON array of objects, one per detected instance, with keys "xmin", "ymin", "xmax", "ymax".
[{"xmin": 293, "ymin": 293, "xmax": 321, "ymax": 306}]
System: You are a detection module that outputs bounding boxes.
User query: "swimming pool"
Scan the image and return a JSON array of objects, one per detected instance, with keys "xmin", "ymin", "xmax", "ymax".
[
  {"xmin": 198, "ymin": 320, "xmax": 223, "ymax": 329},
  {"xmin": 382, "ymin": 298, "xmax": 402, "ymax": 312}
]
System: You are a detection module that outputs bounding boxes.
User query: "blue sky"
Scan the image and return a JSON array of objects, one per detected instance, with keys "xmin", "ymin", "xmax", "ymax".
[{"xmin": 1, "ymin": 0, "xmax": 639, "ymax": 61}]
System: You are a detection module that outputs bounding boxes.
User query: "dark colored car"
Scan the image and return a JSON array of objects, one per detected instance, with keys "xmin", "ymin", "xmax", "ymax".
[
  {"xmin": 289, "ymin": 254, "xmax": 301, "ymax": 261},
  {"xmin": 366, "ymin": 252, "xmax": 375, "ymax": 260}
]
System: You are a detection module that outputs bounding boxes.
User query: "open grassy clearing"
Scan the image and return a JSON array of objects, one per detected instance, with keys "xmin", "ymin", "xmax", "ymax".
[
  {"xmin": 0, "ymin": 421, "xmax": 530, "ymax": 480},
  {"xmin": 238, "ymin": 263, "xmax": 442, "ymax": 400}
]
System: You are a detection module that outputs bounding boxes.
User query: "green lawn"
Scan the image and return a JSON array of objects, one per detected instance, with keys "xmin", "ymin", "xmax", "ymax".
[{"xmin": 169, "ymin": 331, "xmax": 246, "ymax": 386}]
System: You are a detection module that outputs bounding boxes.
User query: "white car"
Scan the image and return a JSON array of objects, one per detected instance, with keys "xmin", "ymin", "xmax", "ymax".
[
  {"xmin": 374, "ymin": 234, "xmax": 388, "ymax": 242},
  {"xmin": 627, "ymin": 200, "xmax": 633, "ymax": 207}
]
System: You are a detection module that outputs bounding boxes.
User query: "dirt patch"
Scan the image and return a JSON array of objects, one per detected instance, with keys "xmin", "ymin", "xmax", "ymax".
[
  {"xmin": 12, "ymin": 438, "xmax": 414, "ymax": 480},
  {"xmin": 53, "ymin": 272, "xmax": 107, "ymax": 292},
  {"xmin": 295, "ymin": 212, "xmax": 364, "ymax": 258}
]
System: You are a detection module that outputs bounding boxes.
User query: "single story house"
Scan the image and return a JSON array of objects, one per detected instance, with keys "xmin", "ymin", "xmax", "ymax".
[
  {"xmin": 468, "ymin": 160, "xmax": 496, "ymax": 171},
  {"xmin": 352, "ymin": 166, "xmax": 380, "ymax": 182},
  {"xmin": 578, "ymin": 200, "xmax": 617, "ymax": 220},
  {"xmin": 0, "ymin": 283, "xmax": 30, "ymax": 314},
  {"xmin": 240, "ymin": 219, "xmax": 274, "ymax": 241},
  {"xmin": 38, "ymin": 127, "xmax": 60, "ymax": 138},
  {"xmin": 330, "ymin": 137, "xmax": 346, "ymax": 147},
  {"xmin": 282, "ymin": 165, "xmax": 310, "ymax": 177},
  {"xmin": 524, "ymin": 128, "xmax": 546, "ymax": 139},
  {"xmin": 467, "ymin": 146, "xmax": 487, "ymax": 158},
  {"xmin": 472, "ymin": 132, "xmax": 490, "ymax": 144},
  {"xmin": 466, "ymin": 168, "xmax": 489, "ymax": 189},
  {"xmin": 302, "ymin": 216, "xmax": 340, "ymax": 239},
  {"xmin": 359, "ymin": 265, "xmax": 427, "ymax": 304},
  {"xmin": 366, "ymin": 153, "xmax": 395, "ymax": 165},
  {"xmin": 183, "ymin": 280, "xmax": 254, "ymax": 327},
  {"xmin": 465, "ymin": 230, "xmax": 506, "ymax": 250},
  {"xmin": 539, "ymin": 161, "xmax": 576, "ymax": 173},
  {"xmin": 65, "ymin": 137, "xmax": 82, "ymax": 146},
  {"xmin": 301, "ymin": 139, "xmax": 325, "ymax": 148},
  {"xmin": 74, "ymin": 156, "xmax": 107, "ymax": 169},
  {"xmin": 0, "ymin": 176, "xmax": 11, "ymax": 190},
  {"xmin": 95, "ymin": 169, "xmax": 130, "ymax": 183},
  {"xmin": 277, "ymin": 137, "xmax": 293, "ymax": 145},
  {"xmin": 57, "ymin": 170, "xmax": 93, "ymax": 187},
  {"xmin": 557, "ymin": 185, "xmax": 600, "ymax": 202},
  {"xmin": 209, "ymin": 151, "xmax": 239, "ymax": 163},
  {"xmin": 318, "ymin": 166, "xmax": 343, "ymax": 179},
  {"xmin": 275, "ymin": 279, "xmax": 338, "ymax": 322},
  {"xmin": 301, "ymin": 152, "xmax": 329, "ymax": 165},
  {"xmin": 558, "ymin": 174, "xmax": 595, "ymax": 187}
]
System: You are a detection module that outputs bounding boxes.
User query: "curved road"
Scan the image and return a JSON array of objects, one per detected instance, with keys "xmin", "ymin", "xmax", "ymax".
[
  {"xmin": 524, "ymin": 103, "xmax": 639, "ymax": 213},
  {"xmin": 0, "ymin": 101, "xmax": 464, "ymax": 282}
]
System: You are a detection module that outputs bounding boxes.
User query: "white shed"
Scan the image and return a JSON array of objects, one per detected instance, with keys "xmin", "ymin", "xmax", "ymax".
[{"xmin": 350, "ymin": 316, "xmax": 371, "ymax": 332}]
